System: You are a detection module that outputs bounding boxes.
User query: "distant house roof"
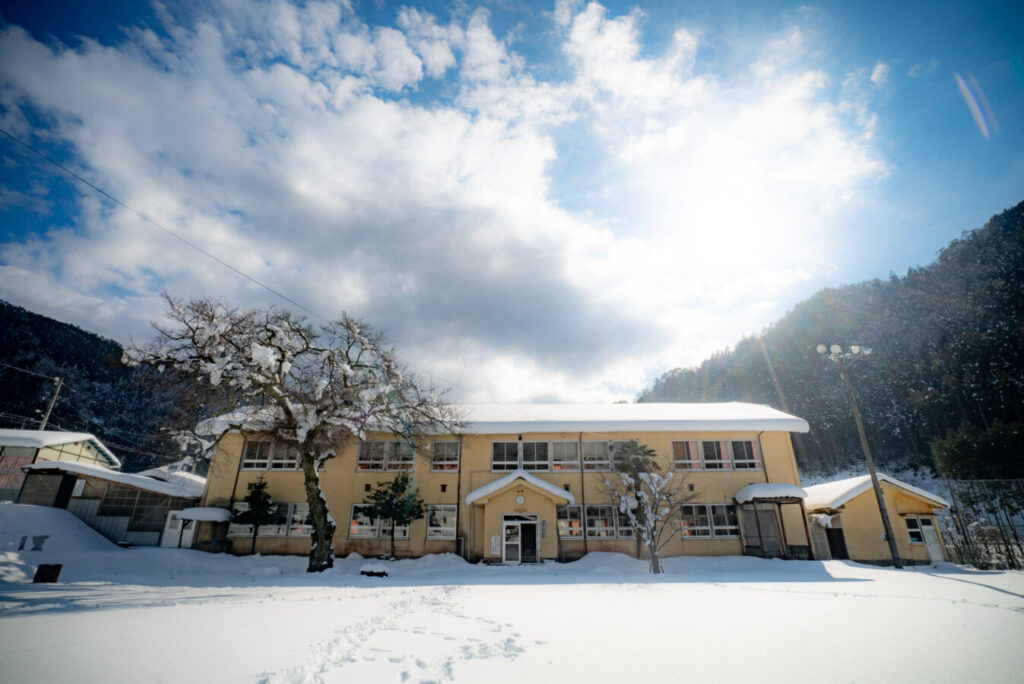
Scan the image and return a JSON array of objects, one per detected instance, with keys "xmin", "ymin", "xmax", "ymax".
[
  {"xmin": 23, "ymin": 460, "xmax": 204, "ymax": 499},
  {"xmin": 0, "ymin": 428, "xmax": 121, "ymax": 468},
  {"xmin": 455, "ymin": 403, "xmax": 810, "ymax": 434},
  {"xmin": 803, "ymin": 473, "xmax": 950, "ymax": 511},
  {"xmin": 466, "ymin": 469, "xmax": 576, "ymax": 505}
]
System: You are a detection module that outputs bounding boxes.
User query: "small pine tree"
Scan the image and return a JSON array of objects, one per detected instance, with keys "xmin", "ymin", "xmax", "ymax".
[
  {"xmin": 234, "ymin": 476, "xmax": 275, "ymax": 555},
  {"xmin": 367, "ymin": 471, "xmax": 424, "ymax": 559}
]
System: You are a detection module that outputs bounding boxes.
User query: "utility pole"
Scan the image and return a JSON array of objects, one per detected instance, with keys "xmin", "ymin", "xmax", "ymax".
[
  {"xmin": 38, "ymin": 376, "xmax": 63, "ymax": 430},
  {"xmin": 818, "ymin": 345, "xmax": 903, "ymax": 569}
]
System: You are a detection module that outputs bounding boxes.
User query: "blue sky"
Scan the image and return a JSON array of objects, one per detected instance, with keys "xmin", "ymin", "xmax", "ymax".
[{"xmin": 0, "ymin": 0, "xmax": 1021, "ymax": 402}]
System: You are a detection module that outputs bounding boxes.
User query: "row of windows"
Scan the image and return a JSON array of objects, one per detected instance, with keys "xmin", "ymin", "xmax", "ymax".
[
  {"xmin": 554, "ymin": 503, "xmax": 741, "ymax": 539},
  {"xmin": 229, "ymin": 502, "xmax": 457, "ymax": 541},
  {"xmin": 240, "ymin": 439, "xmax": 761, "ymax": 473}
]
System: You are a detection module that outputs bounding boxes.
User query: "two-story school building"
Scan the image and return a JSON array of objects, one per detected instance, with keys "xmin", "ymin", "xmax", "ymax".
[{"xmin": 196, "ymin": 403, "xmax": 813, "ymax": 563}]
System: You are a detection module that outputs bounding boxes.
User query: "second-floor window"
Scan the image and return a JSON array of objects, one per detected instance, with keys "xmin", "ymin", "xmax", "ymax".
[
  {"xmin": 430, "ymin": 442, "xmax": 460, "ymax": 471},
  {"xmin": 357, "ymin": 441, "xmax": 415, "ymax": 471},
  {"xmin": 671, "ymin": 440, "xmax": 761, "ymax": 471},
  {"xmin": 241, "ymin": 439, "xmax": 300, "ymax": 470},
  {"xmin": 491, "ymin": 441, "xmax": 586, "ymax": 471}
]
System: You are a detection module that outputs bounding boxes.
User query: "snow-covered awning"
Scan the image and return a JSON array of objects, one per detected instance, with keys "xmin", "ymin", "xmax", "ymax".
[
  {"xmin": 802, "ymin": 473, "xmax": 950, "ymax": 511},
  {"xmin": 466, "ymin": 469, "xmax": 575, "ymax": 505},
  {"xmin": 177, "ymin": 507, "xmax": 232, "ymax": 522},
  {"xmin": 23, "ymin": 460, "xmax": 205, "ymax": 498},
  {"xmin": 734, "ymin": 483, "xmax": 807, "ymax": 503},
  {"xmin": 0, "ymin": 428, "xmax": 121, "ymax": 467}
]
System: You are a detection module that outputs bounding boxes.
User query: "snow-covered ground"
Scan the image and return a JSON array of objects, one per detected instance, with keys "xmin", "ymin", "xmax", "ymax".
[{"xmin": 2, "ymin": 503, "xmax": 1023, "ymax": 683}]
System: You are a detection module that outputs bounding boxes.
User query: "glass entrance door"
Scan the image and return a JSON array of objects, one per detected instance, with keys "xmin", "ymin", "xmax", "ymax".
[{"xmin": 503, "ymin": 522, "xmax": 520, "ymax": 563}]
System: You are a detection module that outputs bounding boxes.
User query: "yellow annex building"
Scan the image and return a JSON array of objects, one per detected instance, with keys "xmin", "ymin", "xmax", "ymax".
[{"xmin": 196, "ymin": 403, "xmax": 814, "ymax": 563}]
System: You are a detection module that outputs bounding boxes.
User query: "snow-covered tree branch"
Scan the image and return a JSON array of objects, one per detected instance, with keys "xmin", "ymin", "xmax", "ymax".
[
  {"xmin": 125, "ymin": 293, "xmax": 459, "ymax": 572},
  {"xmin": 604, "ymin": 440, "xmax": 697, "ymax": 574}
]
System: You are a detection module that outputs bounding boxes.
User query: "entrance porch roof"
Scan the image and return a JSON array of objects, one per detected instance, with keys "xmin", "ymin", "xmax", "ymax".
[{"xmin": 466, "ymin": 469, "xmax": 575, "ymax": 506}]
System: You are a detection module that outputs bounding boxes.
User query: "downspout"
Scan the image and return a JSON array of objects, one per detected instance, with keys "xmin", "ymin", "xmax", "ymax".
[
  {"xmin": 454, "ymin": 435, "xmax": 465, "ymax": 560},
  {"xmin": 756, "ymin": 431, "xmax": 768, "ymax": 482},
  {"xmin": 578, "ymin": 431, "xmax": 588, "ymax": 555}
]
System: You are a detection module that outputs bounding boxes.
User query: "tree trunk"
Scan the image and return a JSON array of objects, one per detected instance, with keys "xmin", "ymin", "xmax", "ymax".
[
  {"xmin": 301, "ymin": 453, "xmax": 336, "ymax": 572},
  {"xmin": 390, "ymin": 522, "xmax": 397, "ymax": 559},
  {"xmin": 251, "ymin": 525, "xmax": 259, "ymax": 555},
  {"xmin": 649, "ymin": 548, "xmax": 661, "ymax": 574}
]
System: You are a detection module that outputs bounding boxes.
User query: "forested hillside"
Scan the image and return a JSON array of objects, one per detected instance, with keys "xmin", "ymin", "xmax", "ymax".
[
  {"xmin": 0, "ymin": 301, "xmax": 180, "ymax": 471},
  {"xmin": 639, "ymin": 201, "xmax": 1024, "ymax": 477}
]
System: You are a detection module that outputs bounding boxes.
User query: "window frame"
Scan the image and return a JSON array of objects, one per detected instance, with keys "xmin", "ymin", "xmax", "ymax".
[
  {"xmin": 347, "ymin": 503, "xmax": 410, "ymax": 540},
  {"xmin": 357, "ymin": 440, "xmax": 417, "ymax": 472},
  {"xmin": 426, "ymin": 504, "xmax": 457, "ymax": 540},
  {"xmin": 556, "ymin": 504, "xmax": 584, "ymax": 538},
  {"xmin": 904, "ymin": 516, "xmax": 925, "ymax": 544},
  {"xmin": 551, "ymin": 441, "xmax": 580, "ymax": 471},
  {"xmin": 671, "ymin": 440, "xmax": 761, "ymax": 471},
  {"xmin": 430, "ymin": 441, "xmax": 460, "ymax": 472},
  {"xmin": 681, "ymin": 503, "xmax": 740, "ymax": 538},
  {"xmin": 228, "ymin": 501, "xmax": 311, "ymax": 538},
  {"xmin": 241, "ymin": 439, "xmax": 304, "ymax": 471},
  {"xmin": 581, "ymin": 504, "xmax": 633, "ymax": 539}
]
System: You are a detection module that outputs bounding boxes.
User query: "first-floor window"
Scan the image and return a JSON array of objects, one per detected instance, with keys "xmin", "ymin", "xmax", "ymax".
[
  {"xmin": 348, "ymin": 503, "xmax": 410, "ymax": 539},
  {"xmin": 681, "ymin": 504, "xmax": 739, "ymax": 538},
  {"xmin": 582, "ymin": 505, "xmax": 633, "ymax": 539},
  {"xmin": 228, "ymin": 502, "xmax": 305, "ymax": 537},
  {"xmin": 556, "ymin": 505, "xmax": 583, "ymax": 538},
  {"xmin": 426, "ymin": 504, "xmax": 457, "ymax": 539},
  {"xmin": 905, "ymin": 517, "xmax": 924, "ymax": 544}
]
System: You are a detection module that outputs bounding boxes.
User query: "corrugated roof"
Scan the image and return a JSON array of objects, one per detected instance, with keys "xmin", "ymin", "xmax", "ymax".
[{"xmin": 0, "ymin": 429, "xmax": 121, "ymax": 467}]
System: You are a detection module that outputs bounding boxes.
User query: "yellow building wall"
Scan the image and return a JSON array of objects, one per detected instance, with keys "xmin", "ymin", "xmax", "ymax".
[
  {"xmin": 835, "ymin": 484, "xmax": 945, "ymax": 563},
  {"xmin": 198, "ymin": 427, "xmax": 809, "ymax": 560},
  {"xmin": 35, "ymin": 441, "xmax": 111, "ymax": 468}
]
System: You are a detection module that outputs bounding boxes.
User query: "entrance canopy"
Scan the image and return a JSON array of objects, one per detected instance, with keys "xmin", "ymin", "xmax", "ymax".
[{"xmin": 466, "ymin": 469, "xmax": 575, "ymax": 506}]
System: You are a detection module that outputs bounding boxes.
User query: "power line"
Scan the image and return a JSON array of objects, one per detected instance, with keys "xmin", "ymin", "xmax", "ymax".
[{"xmin": 0, "ymin": 360, "xmax": 58, "ymax": 381}]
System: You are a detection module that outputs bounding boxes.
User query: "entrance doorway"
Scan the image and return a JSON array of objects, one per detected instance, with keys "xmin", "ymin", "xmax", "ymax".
[
  {"xmin": 161, "ymin": 511, "xmax": 196, "ymax": 548},
  {"xmin": 920, "ymin": 517, "xmax": 944, "ymax": 561},
  {"xmin": 741, "ymin": 504, "xmax": 784, "ymax": 558},
  {"xmin": 502, "ymin": 514, "xmax": 539, "ymax": 564}
]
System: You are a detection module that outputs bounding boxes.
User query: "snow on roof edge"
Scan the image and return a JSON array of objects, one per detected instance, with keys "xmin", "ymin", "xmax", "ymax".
[
  {"xmin": 466, "ymin": 469, "xmax": 576, "ymax": 505},
  {"xmin": 0, "ymin": 429, "xmax": 121, "ymax": 467},
  {"xmin": 734, "ymin": 483, "xmax": 807, "ymax": 503},
  {"xmin": 803, "ymin": 473, "xmax": 950, "ymax": 511},
  {"xmin": 178, "ymin": 507, "xmax": 232, "ymax": 522},
  {"xmin": 23, "ymin": 461, "xmax": 204, "ymax": 498}
]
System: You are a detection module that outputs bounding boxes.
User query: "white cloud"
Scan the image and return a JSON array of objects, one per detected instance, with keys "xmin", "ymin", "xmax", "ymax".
[
  {"xmin": 0, "ymin": 1, "xmax": 886, "ymax": 403},
  {"xmin": 870, "ymin": 61, "xmax": 889, "ymax": 86}
]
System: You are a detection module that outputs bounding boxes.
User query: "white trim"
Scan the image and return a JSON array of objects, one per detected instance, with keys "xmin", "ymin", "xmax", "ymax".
[{"xmin": 465, "ymin": 469, "xmax": 576, "ymax": 505}]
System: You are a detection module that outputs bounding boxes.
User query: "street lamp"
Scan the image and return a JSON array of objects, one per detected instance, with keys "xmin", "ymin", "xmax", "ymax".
[{"xmin": 817, "ymin": 344, "xmax": 903, "ymax": 569}]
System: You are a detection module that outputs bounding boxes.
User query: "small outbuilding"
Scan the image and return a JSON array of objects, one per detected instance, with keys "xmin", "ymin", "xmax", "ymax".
[
  {"xmin": 0, "ymin": 429, "xmax": 121, "ymax": 501},
  {"xmin": 17, "ymin": 460, "xmax": 205, "ymax": 547},
  {"xmin": 803, "ymin": 473, "xmax": 950, "ymax": 564}
]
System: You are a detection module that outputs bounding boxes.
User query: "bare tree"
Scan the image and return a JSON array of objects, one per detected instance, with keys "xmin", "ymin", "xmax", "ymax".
[
  {"xmin": 125, "ymin": 294, "xmax": 457, "ymax": 572},
  {"xmin": 604, "ymin": 440, "xmax": 696, "ymax": 574}
]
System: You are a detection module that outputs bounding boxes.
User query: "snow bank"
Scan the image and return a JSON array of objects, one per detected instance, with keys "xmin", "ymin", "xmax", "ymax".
[{"xmin": 0, "ymin": 502, "xmax": 115, "ymax": 553}]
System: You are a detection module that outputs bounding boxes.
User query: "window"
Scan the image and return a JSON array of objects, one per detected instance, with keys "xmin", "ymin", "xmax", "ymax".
[
  {"xmin": 241, "ymin": 440, "xmax": 272, "ymax": 469},
  {"xmin": 130, "ymin": 491, "xmax": 169, "ymax": 532},
  {"xmin": 672, "ymin": 442, "xmax": 700, "ymax": 470},
  {"xmin": 427, "ymin": 504, "xmax": 457, "ymax": 539},
  {"xmin": 99, "ymin": 484, "xmax": 137, "ymax": 516},
  {"xmin": 521, "ymin": 442, "xmax": 549, "ymax": 471},
  {"xmin": 582, "ymin": 441, "xmax": 611, "ymax": 471},
  {"xmin": 347, "ymin": 503, "xmax": 409, "ymax": 539},
  {"xmin": 431, "ymin": 442, "xmax": 459, "ymax": 471},
  {"xmin": 228, "ymin": 502, "xmax": 307, "ymax": 537},
  {"xmin": 582, "ymin": 505, "xmax": 633, "ymax": 538},
  {"xmin": 556, "ymin": 505, "xmax": 583, "ymax": 538},
  {"xmin": 730, "ymin": 441, "xmax": 759, "ymax": 469},
  {"xmin": 682, "ymin": 504, "xmax": 740, "ymax": 538},
  {"xmin": 491, "ymin": 442, "xmax": 520, "ymax": 471},
  {"xmin": 905, "ymin": 517, "xmax": 924, "ymax": 544},
  {"xmin": 357, "ymin": 441, "xmax": 416, "ymax": 471},
  {"xmin": 241, "ymin": 439, "xmax": 301, "ymax": 470},
  {"xmin": 551, "ymin": 442, "xmax": 580, "ymax": 471},
  {"xmin": 672, "ymin": 441, "xmax": 761, "ymax": 471},
  {"xmin": 701, "ymin": 441, "xmax": 726, "ymax": 469}
]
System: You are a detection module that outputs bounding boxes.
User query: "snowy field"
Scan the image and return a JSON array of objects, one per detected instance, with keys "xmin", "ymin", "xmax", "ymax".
[{"xmin": 1, "ymin": 504, "xmax": 1023, "ymax": 683}]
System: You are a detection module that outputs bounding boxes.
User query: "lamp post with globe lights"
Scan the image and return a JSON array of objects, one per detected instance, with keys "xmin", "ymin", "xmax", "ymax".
[{"xmin": 817, "ymin": 343, "xmax": 903, "ymax": 568}]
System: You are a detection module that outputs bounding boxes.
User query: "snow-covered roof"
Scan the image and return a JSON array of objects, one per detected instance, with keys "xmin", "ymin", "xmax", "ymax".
[
  {"xmin": 802, "ymin": 473, "xmax": 950, "ymax": 511},
  {"xmin": 178, "ymin": 507, "xmax": 232, "ymax": 522},
  {"xmin": 23, "ymin": 461, "xmax": 205, "ymax": 499},
  {"xmin": 454, "ymin": 403, "xmax": 810, "ymax": 434},
  {"xmin": 138, "ymin": 466, "xmax": 208, "ymax": 492},
  {"xmin": 466, "ymin": 469, "xmax": 576, "ymax": 505},
  {"xmin": 0, "ymin": 428, "xmax": 121, "ymax": 467},
  {"xmin": 734, "ymin": 483, "xmax": 807, "ymax": 503}
]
